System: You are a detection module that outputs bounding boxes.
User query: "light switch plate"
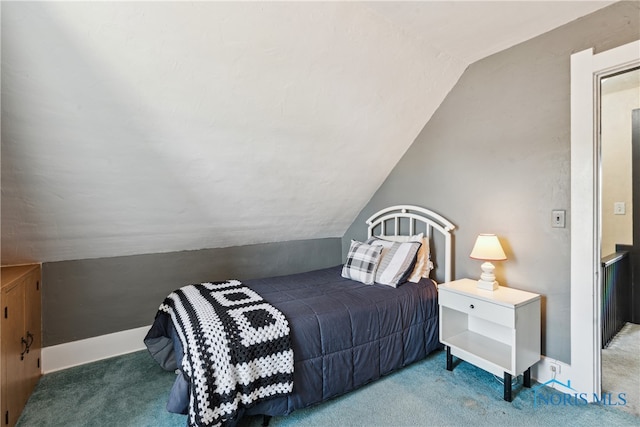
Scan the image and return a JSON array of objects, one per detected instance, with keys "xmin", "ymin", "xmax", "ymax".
[
  {"xmin": 552, "ymin": 210, "xmax": 566, "ymax": 228},
  {"xmin": 614, "ymin": 202, "xmax": 626, "ymax": 215}
]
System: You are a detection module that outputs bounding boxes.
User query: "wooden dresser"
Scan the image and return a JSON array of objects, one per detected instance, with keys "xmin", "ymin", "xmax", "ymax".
[{"xmin": 1, "ymin": 264, "xmax": 42, "ymax": 426}]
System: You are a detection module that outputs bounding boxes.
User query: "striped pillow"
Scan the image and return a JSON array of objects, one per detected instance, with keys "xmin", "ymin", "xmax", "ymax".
[
  {"xmin": 342, "ymin": 240, "xmax": 384, "ymax": 285},
  {"xmin": 378, "ymin": 234, "xmax": 433, "ymax": 282},
  {"xmin": 366, "ymin": 238, "xmax": 422, "ymax": 287}
]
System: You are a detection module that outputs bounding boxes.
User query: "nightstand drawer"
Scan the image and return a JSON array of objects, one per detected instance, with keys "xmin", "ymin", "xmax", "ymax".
[{"xmin": 440, "ymin": 290, "xmax": 513, "ymax": 327}]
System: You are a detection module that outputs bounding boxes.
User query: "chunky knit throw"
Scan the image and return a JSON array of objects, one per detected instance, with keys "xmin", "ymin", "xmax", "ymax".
[{"xmin": 158, "ymin": 280, "xmax": 294, "ymax": 427}]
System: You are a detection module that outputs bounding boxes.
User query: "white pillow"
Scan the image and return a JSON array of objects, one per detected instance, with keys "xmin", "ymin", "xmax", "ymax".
[
  {"xmin": 376, "ymin": 233, "xmax": 433, "ymax": 282},
  {"xmin": 378, "ymin": 233, "xmax": 423, "ymax": 244},
  {"xmin": 366, "ymin": 237, "xmax": 421, "ymax": 287}
]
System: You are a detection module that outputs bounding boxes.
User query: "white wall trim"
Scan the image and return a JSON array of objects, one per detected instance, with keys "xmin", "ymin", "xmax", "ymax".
[
  {"xmin": 570, "ymin": 39, "xmax": 640, "ymax": 400},
  {"xmin": 570, "ymin": 45, "xmax": 599, "ymax": 399},
  {"xmin": 41, "ymin": 323, "xmax": 576, "ymax": 384},
  {"xmin": 39, "ymin": 325, "xmax": 578, "ymax": 387},
  {"xmin": 41, "ymin": 325, "xmax": 150, "ymax": 374}
]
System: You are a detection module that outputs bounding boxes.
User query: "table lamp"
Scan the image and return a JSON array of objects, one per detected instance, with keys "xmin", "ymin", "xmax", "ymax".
[{"xmin": 469, "ymin": 234, "xmax": 507, "ymax": 291}]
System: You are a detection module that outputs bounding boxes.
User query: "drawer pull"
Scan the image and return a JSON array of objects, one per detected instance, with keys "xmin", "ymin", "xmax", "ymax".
[
  {"xmin": 20, "ymin": 332, "xmax": 34, "ymax": 360},
  {"xmin": 20, "ymin": 337, "xmax": 28, "ymax": 360},
  {"xmin": 26, "ymin": 331, "xmax": 34, "ymax": 352},
  {"xmin": 469, "ymin": 304, "xmax": 475, "ymax": 309}
]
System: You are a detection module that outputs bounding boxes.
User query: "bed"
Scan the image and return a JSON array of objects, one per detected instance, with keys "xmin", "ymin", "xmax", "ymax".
[{"xmin": 145, "ymin": 205, "xmax": 455, "ymax": 426}]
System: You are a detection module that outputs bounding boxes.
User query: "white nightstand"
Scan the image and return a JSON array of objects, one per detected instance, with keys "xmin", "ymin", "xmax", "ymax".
[{"xmin": 438, "ymin": 278, "xmax": 541, "ymax": 401}]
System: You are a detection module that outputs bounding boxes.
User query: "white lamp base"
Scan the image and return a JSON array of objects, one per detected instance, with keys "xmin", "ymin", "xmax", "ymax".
[
  {"xmin": 477, "ymin": 261, "xmax": 499, "ymax": 291},
  {"xmin": 477, "ymin": 279, "xmax": 499, "ymax": 291}
]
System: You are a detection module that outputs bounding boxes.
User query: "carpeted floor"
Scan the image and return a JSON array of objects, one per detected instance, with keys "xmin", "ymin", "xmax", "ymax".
[
  {"xmin": 17, "ymin": 348, "xmax": 639, "ymax": 427},
  {"xmin": 602, "ymin": 322, "xmax": 640, "ymax": 417}
]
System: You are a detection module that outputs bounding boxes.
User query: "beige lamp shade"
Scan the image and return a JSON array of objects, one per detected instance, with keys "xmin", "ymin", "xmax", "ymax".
[
  {"xmin": 470, "ymin": 234, "xmax": 507, "ymax": 261},
  {"xmin": 470, "ymin": 234, "xmax": 506, "ymax": 291}
]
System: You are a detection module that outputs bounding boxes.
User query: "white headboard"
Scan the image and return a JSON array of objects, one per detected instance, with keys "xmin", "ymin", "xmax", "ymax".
[{"xmin": 365, "ymin": 205, "xmax": 456, "ymax": 283}]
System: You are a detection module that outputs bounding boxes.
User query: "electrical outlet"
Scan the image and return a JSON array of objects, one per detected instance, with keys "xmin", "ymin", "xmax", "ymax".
[
  {"xmin": 550, "ymin": 362, "xmax": 561, "ymax": 374},
  {"xmin": 552, "ymin": 210, "xmax": 566, "ymax": 228}
]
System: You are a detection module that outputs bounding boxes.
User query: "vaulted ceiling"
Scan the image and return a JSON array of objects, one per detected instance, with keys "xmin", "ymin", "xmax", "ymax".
[{"xmin": 1, "ymin": 1, "xmax": 613, "ymax": 264}]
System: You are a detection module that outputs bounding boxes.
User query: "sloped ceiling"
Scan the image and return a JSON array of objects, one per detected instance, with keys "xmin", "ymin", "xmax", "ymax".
[{"xmin": 1, "ymin": 1, "xmax": 613, "ymax": 264}]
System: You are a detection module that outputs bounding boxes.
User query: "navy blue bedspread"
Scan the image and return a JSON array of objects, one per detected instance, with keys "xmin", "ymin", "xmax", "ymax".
[{"xmin": 145, "ymin": 265, "xmax": 440, "ymax": 420}]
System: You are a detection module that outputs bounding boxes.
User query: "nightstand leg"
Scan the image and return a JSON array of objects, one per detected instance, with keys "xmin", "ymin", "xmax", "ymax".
[
  {"xmin": 523, "ymin": 368, "xmax": 531, "ymax": 388},
  {"xmin": 503, "ymin": 372, "xmax": 512, "ymax": 402},
  {"xmin": 446, "ymin": 346, "xmax": 453, "ymax": 371}
]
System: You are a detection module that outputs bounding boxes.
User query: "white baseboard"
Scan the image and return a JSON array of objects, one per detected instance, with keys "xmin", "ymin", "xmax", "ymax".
[
  {"xmin": 41, "ymin": 325, "xmax": 151, "ymax": 374},
  {"xmin": 42, "ymin": 327, "xmax": 576, "ymax": 386}
]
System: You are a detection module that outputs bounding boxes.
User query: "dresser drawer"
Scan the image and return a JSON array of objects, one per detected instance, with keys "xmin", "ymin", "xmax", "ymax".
[{"xmin": 440, "ymin": 290, "xmax": 514, "ymax": 327}]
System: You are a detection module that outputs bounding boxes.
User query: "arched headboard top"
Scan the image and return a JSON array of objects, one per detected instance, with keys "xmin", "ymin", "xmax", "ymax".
[
  {"xmin": 366, "ymin": 205, "xmax": 455, "ymax": 235},
  {"xmin": 366, "ymin": 205, "xmax": 456, "ymax": 283}
]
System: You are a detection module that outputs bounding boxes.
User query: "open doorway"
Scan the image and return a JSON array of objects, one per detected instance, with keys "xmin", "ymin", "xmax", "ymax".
[{"xmin": 599, "ymin": 68, "xmax": 639, "ymax": 417}]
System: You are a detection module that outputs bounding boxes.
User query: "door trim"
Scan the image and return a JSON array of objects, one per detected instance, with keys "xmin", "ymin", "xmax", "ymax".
[{"xmin": 570, "ymin": 39, "xmax": 640, "ymax": 399}]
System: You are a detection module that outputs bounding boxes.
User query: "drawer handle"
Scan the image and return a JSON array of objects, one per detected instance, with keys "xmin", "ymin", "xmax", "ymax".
[
  {"xmin": 20, "ymin": 332, "xmax": 34, "ymax": 360},
  {"xmin": 21, "ymin": 337, "xmax": 28, "ymax": 360},
  {"xmin": 469, "ymin": 304, "xmax": 475, "ymax": 309},
  {"xmin": 26, "ymin": 331, "xmax": 34, "ymax": 351}
]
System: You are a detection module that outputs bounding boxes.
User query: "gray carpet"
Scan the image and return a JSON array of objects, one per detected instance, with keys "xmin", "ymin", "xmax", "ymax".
[
  {"xmin": 602, "ymin": 322, "xmax": 640, "ymax": 417},
  {"xmin": 17, "ymin": 349, "xmax": 639, "ymax": 427}
]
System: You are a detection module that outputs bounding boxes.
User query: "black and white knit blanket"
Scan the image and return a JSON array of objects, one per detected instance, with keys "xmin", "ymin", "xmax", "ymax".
[{"xmin": 159, "ymin": 280, "xmax": 294, "ymax": 427}]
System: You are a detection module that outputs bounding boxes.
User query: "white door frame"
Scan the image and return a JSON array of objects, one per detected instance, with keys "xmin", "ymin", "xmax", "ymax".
[{"xmin": 570, "ymin": 39, "xmax": 640, "ymax": 398}]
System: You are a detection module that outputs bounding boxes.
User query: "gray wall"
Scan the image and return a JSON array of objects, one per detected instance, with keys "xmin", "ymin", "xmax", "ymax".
[
  {"xmin": 43, "ymin": 237, "xmax": 341, "ymax": 346},
  {"xmin": 343, "ymin": 1, "xmax": 640, "ymax": 364}
]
